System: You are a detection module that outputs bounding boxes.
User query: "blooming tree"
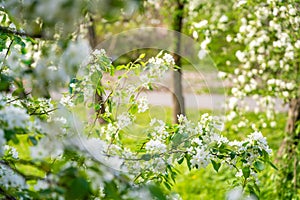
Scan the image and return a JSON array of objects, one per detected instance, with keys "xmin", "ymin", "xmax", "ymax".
[
  {"xmin": 188, "ymin": 0, "xmax": 300, "ymax": 198},
  {"xmin": 0, "ymin": 0, "xmax": 275, "ymax": 199}
]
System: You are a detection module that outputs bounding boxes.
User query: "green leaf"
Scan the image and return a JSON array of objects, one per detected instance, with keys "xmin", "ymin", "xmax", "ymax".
[
  {"xmin": 140, "ymin": 61, "xmax": 146, "ymax": 67},
  {"xmin": 141, "ymin": 154, "xmax": 151, "ymax": 161},
  {"xmin": 21, "ymin": 59, "xmax": 33, "ymax": 65},
  {"xmin": 21, "ymin": 47, "xmax": 27, "ymax": 54},
  {"xmin": 164, "ymin": 182, "xmax": 172, "ymax": 190},
  {"xmin": 242, "ymin": 167, "xmax": 250, "ymax": 179},
  {"xmin": 96, "ymin": 85, "xmax": 104, "ymax": 96},
  {"xmin": 254, "ymin": 161, "xmax": 265, "ymax": 172},
  {"xmin": 104, "ymin": 181, "xmax": 121, "ymax": 200},
  {"xmin": 116, "ymin": 65, "xmax": 126, "ymax": 70},
  {"xmin": 4, "ymin": 130, "xmax": 19, "ymax": 144},
  {"xmin": 109, "ymin": 65, "xmax": 115, "ymax": 76},
  {"xmin": 247, "ymin": 184, "xmax": 259, "ymax": 198},
  {"xmin": 268, "ymin": 161, "xmax": 278, "ymax": 170},
  {"xmin": 130, "ymin": 104, "xmax": 138, "ymax": 114},
  {"xmin": 75, "ymin": 94, "xmax": 84, "ymax": 104},
  {"xmin": 185, "ymin": 154, "xmax": 192, "ymax": 171},
  {"xmin": 94, "ymin": 104, "xmax": 101, "ymax": 111},
  {"xmin": 177, "ymin": 157, "xmax": 184, "ymax": 164},
  {"xmin": 211, "ymin": 160, "xmax": 221, "ymax": 172},
  {"xmin": 0, "ymin": 74, "xmax": 12, "ymax": 91},
  {"xmin": 139, "ymin": 53, "xmax": 146, "ymax": 59},
  {"xmin": 65, "ymin": 177, "xmax": 90, "ymax": 200},
  {"xmin": 242, "ymin": 141, "xmax": 249, "ymax": 147},
  {"xmin": 171, "ymin": 132, "xmax": 184, "ymax": 147},
  {"xmin": 14, "ymin": 36, "xmax": 25, "ymax": 47},
  {"xmin": 171, "ymin": 171, "xmax": 177, "ymax": 183},
  {"xmin": 1, "ymin": 14, "xmax": 6, "ymax": 23},
  {"xmin": 91, "ymin": 72, "xmax": 102, "ymax": 84},
  {"xmin": 253, "ymin": 182, "xmax": 261, "ymax": 193},
  {"xmin": 27, "ymin": 136, "xmax": 38, "ymax": 146},
  {"xmin": 148, "ymin": 184, "xmax": 167, "ymax": 200},
  {"xmin": 129, "ymin": 95, "xmax": 135, "ymax": 103},
  {"xmin": 12, "ymin": 87, "xmax": 25, "ymax": 97}
]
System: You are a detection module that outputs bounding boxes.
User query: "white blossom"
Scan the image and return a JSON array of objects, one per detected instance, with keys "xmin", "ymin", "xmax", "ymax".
[
  {"xmin": 0, "ymin": 129, "xmax": 5, "ymax": 156},
  {"xmin": 235, "ymin": 170, "xmax": 243, "ymax": 178},
  {"xmin": 190, "ymin": 146, "xmax": 211, "ymax": 168},
  {"xmin": 117, "ymin": 113, "xmax": 133, "ymax": 129},
  {"xmin": 162, "ymin": 53, "xmax": 175, "ymax": 65},
  {"xmin": 198, "ymin": 49, "xmax": 207, "ymax": 60},
  {"xmin": 248, "ymin": 131, "xmax": 272, "ymax": 154},
  {"xmin": 60, "ymin": 95, "xmax": 74, "ymax": 107},
  {"xmin": 0, "ymin": 105, "xmax": 29, "ymax": 130},
  {"xmin": 218, "ymin": 71, "xmax": 227, "ymax": 79},
  {"xmin": 145, "ymin": 139, "xmax": 167, "ymax": 154},
  {"xmin": 228, "ymin": 97, "xmax": 238, "ymax": 109},
  {"xmin": 219, "ymin": 15, "xmax": 228, "ymax": 23},
  {"xmin": 34, "ymin": 180, "xmax": 49, "ymax": 191},
  {"xmin": 0, "ymin": 164, "xmax": 26, "ymax": 189},
  {"xmin": 61, "ymin": 39, "xmax": 90, "ymax": 75},
  {"xmin": 193, "ymin": 20, "xmax": 208, "ymax": 28},
  {"xmin": 227, "ymin": 187, "xmax": 243, "ymax": 200},
  {"xmin": 270, "ymin": 121, "xmax": 276, "ymax": 127},
  {"xmin": 235, "ymin": 50, "xmax": 246, "ymax": 62},
  {"xmin": 192, "ymin": 30, "xmax": 198, "ymax": 39},
  {"xmin": 4, "ymin": 145, "xmax": 19, "ymax": 159},
  {"xmin": 137, "ymin": 96, "xmax": 149, "ymax": 113}
]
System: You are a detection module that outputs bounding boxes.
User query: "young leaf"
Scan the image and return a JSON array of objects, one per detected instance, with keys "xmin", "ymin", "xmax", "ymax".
[
  {"xmin": 242, "ymin": 167, "xmax": 250, "ymax": 179},
  {"xmin": 130, "ymin": 104, "xmax": 138, "ymax": 114},
  {"xmin": 177, "ymin": 157, "xmax": 184, "ymax": 164},
  {"xmin": 268, "ymin": 161, "xmax": 278, "ymax": 170},
  {"xmin": 148, "ymin": 185, "xmax": 167, "ymax": 200},
  {"xmin": 27, "ymin": 136, "xmax": 38, "ymax": 146},
  {"xmin": 254, "ymin": 161, "xmax": 265, "ymax": 171},
  {"xmin": 164, "ymin": 182, "xmax": 172, "ymax": 190},
  {"xmin": 139, "ymin": 53, "xmax": 146, "ymax": 59},
  {"xmin": 141, "ymin": 154, "xmax": 151, "ymax": 161},
  {"xmin": 211, "ymin": 160, "xmax": 221, "ymax": 172}
]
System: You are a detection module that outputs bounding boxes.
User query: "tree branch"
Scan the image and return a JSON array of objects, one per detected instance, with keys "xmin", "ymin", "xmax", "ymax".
[
  {"xmin": 29, "ymin": 108, "xmax": 58, "ymax": 116},
  {"xmin": 0, "ymin": 25, "xmax": 48, "ymax": 40},
  {"xmin": 0, "ymin": 187, "xmax": 16, "ymax": 200}
]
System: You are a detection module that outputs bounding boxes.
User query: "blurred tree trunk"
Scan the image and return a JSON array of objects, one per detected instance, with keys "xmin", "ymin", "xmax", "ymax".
[
  {"xmin": 171, "ymin": 0, "xmax": 185, "ymax": 124},
  {"xmin": 88, "ymin": 16, "xmax": 106, "ymax": 124},
  {"xmin": 277, "ymin": 97, "xmax": 300, "ymax": 193},
  {"xmin": 278, "ymin": 98, "xmax": 300, "ymax": 155},
  {"xmin": 285, "ymin": 98, "xmax": 300, "ymax": 137}
]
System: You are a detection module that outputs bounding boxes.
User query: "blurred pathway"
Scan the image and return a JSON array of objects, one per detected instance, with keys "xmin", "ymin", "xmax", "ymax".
[
  {"xmin": 143, "ymin": 91, "xmax": 288, "ymax": 112},
  {"xmin": 51, "ymin": 70, "xmax": 288, "ymax": 112}
]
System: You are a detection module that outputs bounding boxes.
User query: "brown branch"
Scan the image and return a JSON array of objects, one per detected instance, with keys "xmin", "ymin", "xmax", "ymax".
[
  {"xmin": 7, "ymin": 92, "xmax": 31, "ymax": 104},
  {"xmin": 5, "ymin": 39, "xmax": 14, "ymax": 59},
  {"xmin": 0, "ymin": 187, "xmax": 16, "ymax": 200},
  {"xmin": 29, "ymin": 108, "xmax": 58, "ymax": 116},
  {"xmin": 0, "ymin": 26, "xmax": 45, "ymax": 39},
  {"xmin": 0, "ymin": 38, "xmax": 14, "ymax": 72}
]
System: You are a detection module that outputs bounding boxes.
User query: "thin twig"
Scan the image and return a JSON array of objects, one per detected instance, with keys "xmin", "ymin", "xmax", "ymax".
[
  {"xmin": 7, "ymin": 92, "xmax": 31, "ymax": 104},
  {"xmin": 29, "ymin": 108, "xmax": 58, "ymax": 116},
  {"xmin": 0, "ymin": 26, "xmax": 46, "ymax": 39},
  {"xmin": 0, "ymin": 38, "xmax": 14, "ymax": 72}
]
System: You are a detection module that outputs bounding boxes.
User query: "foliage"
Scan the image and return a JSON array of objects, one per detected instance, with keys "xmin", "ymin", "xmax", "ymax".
[{"xmin": 0, "ymin": 0, "xmax": 286, "ymax": 199}]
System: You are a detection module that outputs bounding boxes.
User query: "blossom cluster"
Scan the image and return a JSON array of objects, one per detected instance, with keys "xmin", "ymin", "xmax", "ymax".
[
  {"xmin": 189, "ymin": 0, "xmax": 299, "ymax": 131},
  {"xmin": 140, "ymin": 52, "xmax": 174, "ymax": 88},
  {"xmin": 116, "ymin": 114, "xmax": 272, "ymax": 193},
  {"xmin": 0, "ymin": 45, "xmax": 275, "ymax": 199},
  {"xmin": 0, "ymin": 2, "xmax": 276, "ymax": 195}
]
